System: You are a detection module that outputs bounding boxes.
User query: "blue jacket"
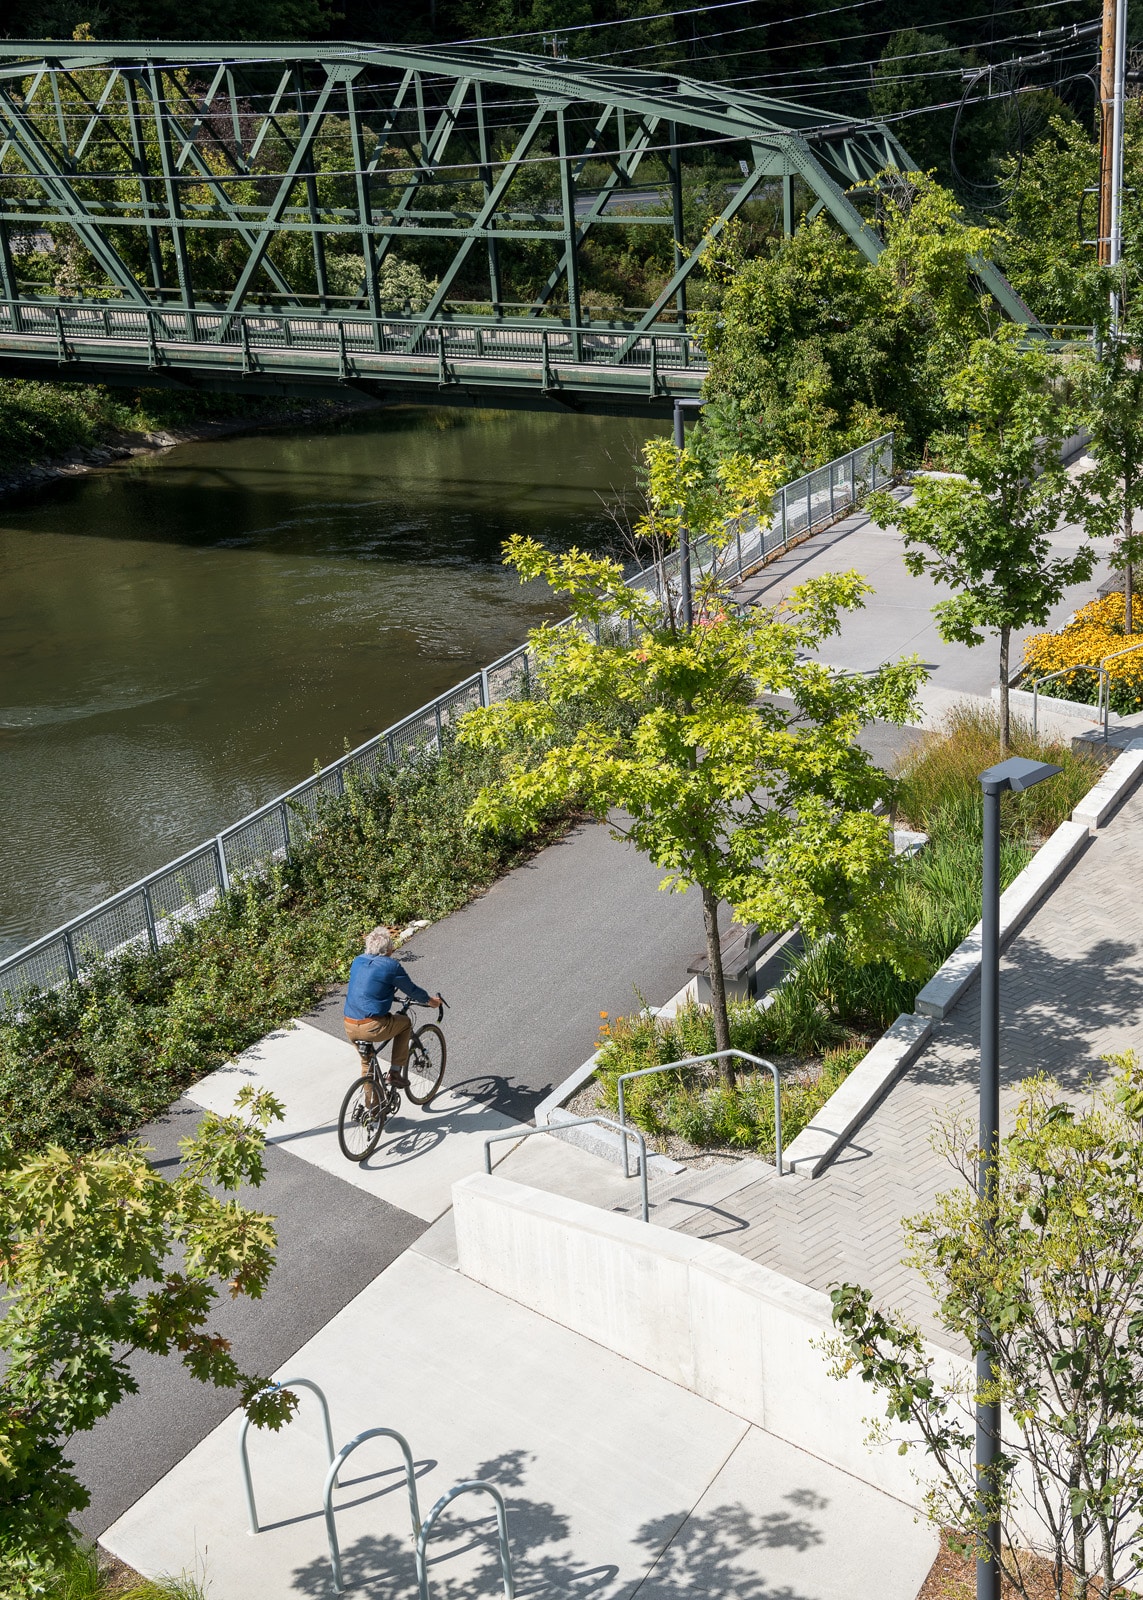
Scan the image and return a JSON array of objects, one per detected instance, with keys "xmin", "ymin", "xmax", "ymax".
[{"xmin": 344, "ymin": 953, "xmax": 429, "ymax": 1018}]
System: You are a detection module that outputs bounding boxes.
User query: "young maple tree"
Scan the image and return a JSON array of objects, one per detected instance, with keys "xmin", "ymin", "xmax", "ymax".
[
  {"xmin": 868, "ymin": 328, "xmax": 1092, "ymax": 755},
  {"xmin": 827, "ymin": 1055, "xmax": 1143, "ymax": 1600},
  {"xmin": 0, "ymin": 1086, "xmax": 297, "ymax": 1590},
  {"xmin": 457, "ymin": 443, "xmax": 923, "ymax": 1069}
]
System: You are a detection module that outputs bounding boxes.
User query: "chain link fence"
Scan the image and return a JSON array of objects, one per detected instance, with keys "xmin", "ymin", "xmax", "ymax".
[{"xmin": 0, "ymin": 432, "xmax": 892, "ymax": 1007}]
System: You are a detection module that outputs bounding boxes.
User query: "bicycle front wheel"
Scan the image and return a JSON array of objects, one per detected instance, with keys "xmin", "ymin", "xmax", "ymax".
[
  {"xmin": 338, "ymin": 1074, "xmax": 387, "ymax": 1161},
  {"xmin": 405, "ymin": 1024, "xmax": 446, "ymax": 1105}
]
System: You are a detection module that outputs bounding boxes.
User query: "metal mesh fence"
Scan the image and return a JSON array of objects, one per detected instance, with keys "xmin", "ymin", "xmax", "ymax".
[
  {"xmin": 149, "ymin": 845, "xmax": 225, "ymax": 934},
  {"xmin": 0, "ymin": 434, "xmax": 891, "ymax": 1006}
]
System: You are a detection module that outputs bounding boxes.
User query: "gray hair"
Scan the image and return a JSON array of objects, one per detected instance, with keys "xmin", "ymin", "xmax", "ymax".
[{"xmin": 364, "ymin": 926, "xmax": 394, "ymax": 956}]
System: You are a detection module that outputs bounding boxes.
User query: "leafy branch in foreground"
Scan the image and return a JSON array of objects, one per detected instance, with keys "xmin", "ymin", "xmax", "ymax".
[
  {"xmin": 825, "ymin": 1055, "xmax": 1143, "ymax": 1600},
  {"xmin": 0, "ymin": 1085, "xmax": 296, "ymax": 1590},
  {"xmin": 458, "ymin": 444, "xmax": 925, "ymax": 1071}
]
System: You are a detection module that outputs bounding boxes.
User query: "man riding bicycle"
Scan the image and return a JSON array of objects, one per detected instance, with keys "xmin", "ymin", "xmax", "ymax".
[{"xmin": 343, "ymin": 926, "xmax": 442, "ymax": 1088}]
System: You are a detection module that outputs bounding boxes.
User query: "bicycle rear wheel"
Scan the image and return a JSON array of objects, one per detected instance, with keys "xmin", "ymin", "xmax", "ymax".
[
  {"xmin": 405, "ymin": 1024, "xmax": 446, "ymax": 1105},
  {"xmin": 338, "ymin": 1074, "xmax": 386, "ymax": 1161}
]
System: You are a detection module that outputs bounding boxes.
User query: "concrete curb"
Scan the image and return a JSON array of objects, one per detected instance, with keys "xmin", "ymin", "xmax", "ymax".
[
  {"xmin": 915, "ymin": 819, "xmax": 1089, "ymax": 1020},
  {"xmin": 1072, "ymin": 737, "xmax": 1143, "ymax": 829},
  {"xmin": 784, "ymin": 1012, "xmax": 933, "ymax": 1179},
  {"xmin": 545, "ymin": 1106, "xmax": 686, "ymax": 1177},
  {"xmin": 992, "ymin": 683, "xmax": 1102, "ymax": 728},
  {"xmin": 532, "ymin": 985, "xmax": 693, "ymax": 1176}
]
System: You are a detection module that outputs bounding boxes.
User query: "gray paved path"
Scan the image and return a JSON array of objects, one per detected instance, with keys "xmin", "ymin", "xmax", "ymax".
[
  {"xmin": 740, "ymin": 496, "xmax": 1108, "ymax": 698},
  {"xmin": 666, "ymin": 781, "xmax": 1143, "ymax": 1351}
]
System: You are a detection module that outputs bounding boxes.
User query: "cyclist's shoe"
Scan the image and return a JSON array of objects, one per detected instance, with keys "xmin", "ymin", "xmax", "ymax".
[{"xmin": 388, "ymin": 1069, "xmax": 408, "ymax": 1087}]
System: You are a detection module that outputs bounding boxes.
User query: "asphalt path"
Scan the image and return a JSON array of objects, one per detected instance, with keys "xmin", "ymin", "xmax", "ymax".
[
  {"xmin": 74, "ymin": 718, "xmax": 919, "ymax": 1542},
  {"xmin": 306, "ymin": 818, "xmax": 736, "ymax": 1119},
  {"xmin": 69, "ymin": 1099, "xmax": 425, "ymax": 1539}
]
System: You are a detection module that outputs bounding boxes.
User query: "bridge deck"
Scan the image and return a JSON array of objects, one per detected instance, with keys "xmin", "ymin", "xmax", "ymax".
[{"xmin": 0, "ymin": 304, "xmax": 706, "ymax": 408}]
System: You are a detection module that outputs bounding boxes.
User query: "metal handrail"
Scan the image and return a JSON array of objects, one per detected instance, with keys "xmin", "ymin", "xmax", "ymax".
[
  {"xmin": 322, "ymin": 1426, "xmax": 422, "ymax": 1595},
  {"xmin": 1028, "ymin": 635, "xmax": 1143, "ymax": 738},
  {"xmin": 1027, "ymin": 664, "xmax": 1102, "ymax": 737},
  {"xmin": 239, "ymin": 1377, "xmax": 335, "ymax": 1535},
  {"xmin": 617, "ymin": 1050, "xmax": 784, "ymax": 1177},
  {"xmin": 415, "ymin": 1481, "xmax": 515, "ymax": 1600},
  {"xmin": 483, "ymin": 1116, "xmax": 649, "ymax": 1222}
]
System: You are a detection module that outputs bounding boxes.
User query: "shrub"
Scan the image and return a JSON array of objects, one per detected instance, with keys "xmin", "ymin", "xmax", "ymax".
[
  {"xmin": 594, "ymin": 1000, "xmax": 868, "ymax": 1160},
  {"xmin": 894, "ymin": 701, "xmax": 1099, "ymax": 841},
  {"xmin": 1022, "ymin": 590, "xmax": 1143, "ymax": 714}
]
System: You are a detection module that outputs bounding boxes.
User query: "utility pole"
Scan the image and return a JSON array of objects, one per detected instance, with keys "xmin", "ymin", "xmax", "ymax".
[
  {"xmin": 1109, "ymin": 0, "xmax": 1128, "ymax": 329},
  {"xmin": 1100, "ymin": 0, "xmax": 1117, "ymax": 265}
]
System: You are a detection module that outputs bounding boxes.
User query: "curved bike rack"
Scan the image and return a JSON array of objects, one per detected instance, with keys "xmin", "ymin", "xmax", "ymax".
[
  {"xmin": 322, "ymin": 1426, "xmax": 422, "ymax": 1595},
  {"xmin": 239, "ymin": 1376, "xmax": 335, "ymax": 1535},
  {"xmin": 415, "ymin": 1480, "xmax": 515, "ymax": 1600}
]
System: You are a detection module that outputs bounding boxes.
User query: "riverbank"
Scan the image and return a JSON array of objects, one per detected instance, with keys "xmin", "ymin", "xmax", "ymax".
[{"xmin": 0, "ymin": 377, "xmax": 379, "ymax": 500}]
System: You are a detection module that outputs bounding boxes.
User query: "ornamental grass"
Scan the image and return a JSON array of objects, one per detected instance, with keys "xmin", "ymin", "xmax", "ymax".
[{"xmin": 1021, "ymin": 591, "xmax": 1143, "ymax": 713}]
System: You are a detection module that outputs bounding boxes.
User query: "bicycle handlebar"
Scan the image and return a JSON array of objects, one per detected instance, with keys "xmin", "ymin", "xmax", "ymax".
[{"xmin": 399, "ymin": 994, "xmax": 448, "ymax": 1023}]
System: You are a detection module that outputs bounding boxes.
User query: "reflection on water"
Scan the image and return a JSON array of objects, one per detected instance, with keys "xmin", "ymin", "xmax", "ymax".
[{"xmin": 0, "ymin": 404, "xmax": 663, "ymax": 955}]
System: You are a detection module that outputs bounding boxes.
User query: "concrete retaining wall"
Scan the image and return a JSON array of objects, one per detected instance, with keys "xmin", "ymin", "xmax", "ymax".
[{"xmin": 453, "ymin": 1170, "xmax": 965, "ymax": 1509}]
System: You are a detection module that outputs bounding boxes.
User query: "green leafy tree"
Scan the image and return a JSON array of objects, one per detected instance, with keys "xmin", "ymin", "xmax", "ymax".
[
  {"xmin": 698, "ymin": 172, "xmax": 1000, "ymax": 470},
  {"xmin": 827, "ymin": 1054, "xmax": 1143, "ymax": 1600},
  {"xmin": 868, "ymin": 329, "xmax": 1092, "ymax": 755},
  {"xmin": 457, "ymin": 443, "xmax": 924, "ymax": 1065},
  {"xmin": 1077, "ymin": 324, "xmax": 1143, "ymax": 634},
  {"xmin": 0, "ymin": 1086, "xmax": 297, "ymax": 1591}
]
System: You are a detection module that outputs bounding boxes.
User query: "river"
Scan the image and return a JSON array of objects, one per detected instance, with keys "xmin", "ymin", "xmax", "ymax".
[{"xmin": 0, "ymin": 404, "xmax": 663, "ymax": 958}]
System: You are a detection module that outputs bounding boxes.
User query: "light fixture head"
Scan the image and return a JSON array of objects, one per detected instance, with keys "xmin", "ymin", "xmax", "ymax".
[{"xmin": 979, "ymin": 756, "xmax": 1063, "ymax": 793}]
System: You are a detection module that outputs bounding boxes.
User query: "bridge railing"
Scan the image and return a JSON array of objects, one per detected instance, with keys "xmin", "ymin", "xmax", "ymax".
[
  {"xmin": 0, "ymin": 297, "xmax": 702, "ymax": 373},
  {"xmin": 0, "ymin": 433, "xmax": 892, "ymax": 1008}
]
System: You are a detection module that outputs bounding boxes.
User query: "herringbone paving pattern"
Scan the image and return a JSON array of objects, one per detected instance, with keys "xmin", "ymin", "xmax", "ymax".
[{"xmin": 667, "ymin": 784, "xmax": 1143, "ymax": 1352}]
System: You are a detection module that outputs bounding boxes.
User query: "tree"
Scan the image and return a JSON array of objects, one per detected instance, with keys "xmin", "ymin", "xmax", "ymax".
[
  {"xmin": 0, "ymin": 1086, "xmax": 297, "ymax": 1591},
  {"xmin": 1078, "ymin": 324, "xmax": 1143, "ymax": 634},
  {"xmin": 697, "ymin": 172, "xmax": 1001, "ymax": 471},
  {"xmin": 868, "ymin": 328, "xmax": 1092, "ymax": 756},
  {"xmin": 456, "ymin": 443, "xmax": 924, "ymax": 1067},
  {"xmin": 827, "ymin": 1055, "xmax": 1143, "ymax": 1600}
]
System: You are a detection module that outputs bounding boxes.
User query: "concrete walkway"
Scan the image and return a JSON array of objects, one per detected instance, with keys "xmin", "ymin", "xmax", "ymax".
[
  {"xmin": 740, "ymin": 492, "xmax": 1110, "ymax": 726},
  {"xmin": 103, "ymin": 1195, "xmax": 938, "ymax": 1600},
  {"xmin": 662, "ymin": 779, "xmax": 1143, "ymax": 1349}
]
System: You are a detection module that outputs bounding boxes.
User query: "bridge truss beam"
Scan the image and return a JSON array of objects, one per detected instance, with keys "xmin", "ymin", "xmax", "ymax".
[{"xmin": 0, "ymin": 40, "xmax": 1038, "ymax": 404}]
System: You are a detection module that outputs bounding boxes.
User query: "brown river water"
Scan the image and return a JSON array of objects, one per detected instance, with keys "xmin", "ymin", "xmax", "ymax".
[{"xmin": 0, "ymin": 404, "xmax": 663, "ymax": 957}]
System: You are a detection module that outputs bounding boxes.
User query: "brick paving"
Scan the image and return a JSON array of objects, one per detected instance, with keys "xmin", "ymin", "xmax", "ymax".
[{"xmin": 666, "ymin": 782, "xmax": 1143, "ymax": 1352}]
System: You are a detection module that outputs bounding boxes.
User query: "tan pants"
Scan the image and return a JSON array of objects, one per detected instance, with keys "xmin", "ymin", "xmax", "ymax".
[{"xmin": 344, "ymin": 1013, "xmax": 412, "ymax": 1072}]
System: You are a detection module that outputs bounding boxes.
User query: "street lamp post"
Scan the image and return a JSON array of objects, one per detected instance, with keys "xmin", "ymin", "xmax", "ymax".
[
  {"xmin": 975, "ymin": 756, "xmax": 1061, "ymax": 1600},
  {"xmin": 673, "ymin": 397, "xmax": 703, "ymax": 628}
]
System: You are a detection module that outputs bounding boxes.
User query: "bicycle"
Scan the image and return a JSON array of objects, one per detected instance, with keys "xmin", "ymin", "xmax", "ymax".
[{"xmin": 337, "ymin": 997, "xmax": 448, "ymax": 1163}]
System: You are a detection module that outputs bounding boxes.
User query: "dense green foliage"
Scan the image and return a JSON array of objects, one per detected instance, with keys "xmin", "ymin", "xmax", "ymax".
[
  {"xmin": 0, "ymin": 1087, "xmax": 293, "ymax": 1590},
  {"xmin": 697, "ymin": 176, "xmax": 1000, "ymax": 470},
  {"xmin": 0, "ymin": 738, "xmax": 575, "ymax": 1155},
  {"xmin": 0, "ymin": 379, "xmax": 342, "ymax": 473},
  {"xmin": 594, "ymin": 998, "xmax": 867, "ymax": 1161},
  {"xmin": 41, "ymin": 1549, "xmax": 205, "ymax": 1600}
]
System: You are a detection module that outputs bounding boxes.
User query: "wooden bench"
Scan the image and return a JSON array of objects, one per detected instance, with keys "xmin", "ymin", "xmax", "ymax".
[{"xmin": 687, "ymin": 923, "xmax": 783, "ymax": 1005}]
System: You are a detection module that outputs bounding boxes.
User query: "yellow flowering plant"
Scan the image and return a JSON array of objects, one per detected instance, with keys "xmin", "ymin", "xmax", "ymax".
[{"xmin": 1022, "ymin": 592, "xmax": 1143, "ymax": 713}]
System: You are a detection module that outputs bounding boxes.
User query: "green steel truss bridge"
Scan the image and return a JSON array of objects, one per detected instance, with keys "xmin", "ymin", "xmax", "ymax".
[{"xmin": 0, "ymin": 40, "xmax": 1037, "ymax": 413}]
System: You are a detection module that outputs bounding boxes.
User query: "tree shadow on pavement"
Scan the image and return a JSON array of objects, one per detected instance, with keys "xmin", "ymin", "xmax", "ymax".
[
  {"xmin": 289, "ymin": 1446, "xmax": 833, "ymax": 1599},
  {"xmin": 910, "ymin": 935, "xmax": 1142, "ymax": 1095},
  {"xmin": 629, "ymin": 1495, "xmax": 824, "ymax": 1599}
]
